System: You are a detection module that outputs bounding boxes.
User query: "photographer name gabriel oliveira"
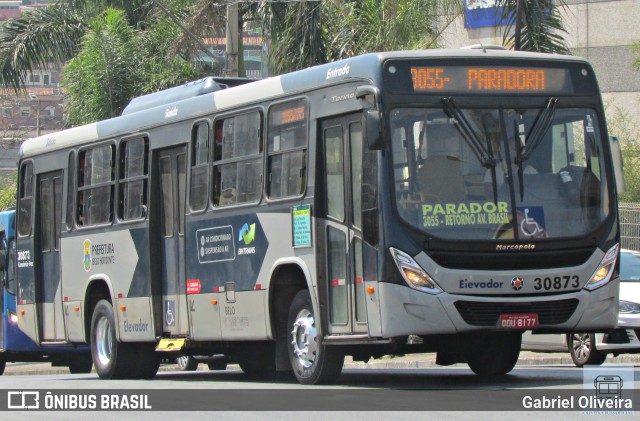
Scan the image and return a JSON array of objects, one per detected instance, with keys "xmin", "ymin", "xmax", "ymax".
[{"xmin": 523, "ymin": 395, "xmax": 633, "ymax": 410}]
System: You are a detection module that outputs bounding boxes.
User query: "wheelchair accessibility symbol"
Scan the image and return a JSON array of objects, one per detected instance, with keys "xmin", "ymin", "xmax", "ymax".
[
  {"xmin": 165, "ymin": 300, "xmax": 175, "ymax": 326},
  {"xmin": 517, "ymin": 207, "xmax": 547, "ymax": 238}
]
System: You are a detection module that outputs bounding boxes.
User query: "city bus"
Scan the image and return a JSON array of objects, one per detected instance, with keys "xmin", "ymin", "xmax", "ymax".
[
  {"xmin": 14, "ymin": 47, "xmax": 622, "ymax": 384},
  {"xmin": 0, "ymin": 208, "xmax": 92, "ymax": 375}
]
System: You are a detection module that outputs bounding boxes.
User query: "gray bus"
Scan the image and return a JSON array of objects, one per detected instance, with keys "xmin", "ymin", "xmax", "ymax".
[{"xmin": 15, "ymin": 47, "xmax": 622, "ymax": 384}]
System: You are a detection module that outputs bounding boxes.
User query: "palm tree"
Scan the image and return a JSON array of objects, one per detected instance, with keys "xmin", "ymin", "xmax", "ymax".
[
  {"xmin": 0, "ymin": 0, "xmax": 156, "ymax": 92},
  {"xmin": 0, "ymin": 1, "xmax": 211, "ymax": 124},
  {"xmin": 62, "ymin": 8, "xmax": 143, "ymax": 124},
  {"xmin": 496, "ymin": 0, "xmax": 570, "ymax": 54},
  {"xmin": 258, "ymin": 0, "xmax": 464, "ymax": 75}
]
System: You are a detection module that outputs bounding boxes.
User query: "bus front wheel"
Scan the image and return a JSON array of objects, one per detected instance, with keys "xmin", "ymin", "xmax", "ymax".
[
  {"xmin": 466, "ymin": 332, "xmax": 521, "ymax": 378},
  {"xmin": 287, "ymin": 290, "xmax": 344, "ymax": 385}
]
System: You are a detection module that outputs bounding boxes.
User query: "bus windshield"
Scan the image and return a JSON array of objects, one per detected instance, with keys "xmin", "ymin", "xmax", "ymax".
[{"xmin": 391, "ymin": 105, "xmax": 610, "ymax": 240}]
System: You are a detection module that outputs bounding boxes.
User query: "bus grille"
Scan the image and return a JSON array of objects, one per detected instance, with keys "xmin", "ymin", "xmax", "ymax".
[{"xmin": 454, "ymin": 299, "xmax": 579, "ymax": 326}]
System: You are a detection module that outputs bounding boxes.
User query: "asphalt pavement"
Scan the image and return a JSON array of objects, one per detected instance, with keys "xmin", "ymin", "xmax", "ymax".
[{"xmin": 2, "ymin": 351, "xmax": 639, "ymax": 376}]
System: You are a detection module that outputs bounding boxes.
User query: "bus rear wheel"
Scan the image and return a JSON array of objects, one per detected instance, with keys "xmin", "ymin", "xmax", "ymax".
[
  {"xmin": 466, "ymin": 332, "xmax": 521, "ymax": 378},
  {"xmin": 90, "ymin": 299, "xmax": 136, "ymax": 379},
  {"xmin": 287, "ymin": 290, "xmax": 344, "ymax": 385}
]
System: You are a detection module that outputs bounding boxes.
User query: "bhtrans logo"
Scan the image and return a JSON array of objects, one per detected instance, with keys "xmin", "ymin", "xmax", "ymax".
[{"xmin": 326, "ymin": 63, "xmax": 351, "ymax": 79}]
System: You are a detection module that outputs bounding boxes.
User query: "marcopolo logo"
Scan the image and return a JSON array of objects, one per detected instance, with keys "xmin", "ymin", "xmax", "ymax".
[{"xmin": 83, "ymin": 239, "xmax": 91, "ymax": 272}]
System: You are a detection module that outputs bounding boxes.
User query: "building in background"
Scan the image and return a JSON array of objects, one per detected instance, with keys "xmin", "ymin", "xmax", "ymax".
[
  {"xmin": 0, "ymin": 1, "xmax": 63, "ymax": 179},
  {"xmin": 200, "ymin": 33, "xmax": 268, "ymax": 79},
  {"xmin": 441, "ymin": 0, "xmax": 640, "ymax": 118}
]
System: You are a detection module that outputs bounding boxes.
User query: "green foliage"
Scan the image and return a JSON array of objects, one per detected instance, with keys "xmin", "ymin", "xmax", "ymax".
[
  {"xmin": 0, "ymin": 174, "xmax": 16, "ymax": 210},
  {"xmin": 633, "ymin": 40, "xmax": 640, "ymax": 72},
  {"xmin": 62, "ymin": 8, "xmax": 142, "ymax": 125},
  {"xmin": 605, "ymin": 102, "xmax": 640, "ymax": 202},
  {"xmin": 334, "ymin": 0, "xmax": 445, "ymax": 56},
  {"xmin": 259, "ymin": 0, "xmax": 462, "ymax": 75},
  {"xmin": 0, "ymin": 5, "xmax": 86, "ymax": 91},
  {"xmin": 496, "ymin": 0, "xmax": 570, "ymax": 54},
  {"xmin": 58, "ymin": 3, "xmax": 208, "ymax": 125}
]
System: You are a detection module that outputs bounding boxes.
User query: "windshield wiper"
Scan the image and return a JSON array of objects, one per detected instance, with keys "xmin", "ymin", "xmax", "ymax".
[
  {"xmin": 442, "ymin": 97, "xmax": 496, "ymax": 168},
  {"xmin": 518, "ymin": 97, "xmax": 558, "ymax": 164},
  {"xmin": 442, "ymin": 97, "xmax": 500, "ymax": 202}
]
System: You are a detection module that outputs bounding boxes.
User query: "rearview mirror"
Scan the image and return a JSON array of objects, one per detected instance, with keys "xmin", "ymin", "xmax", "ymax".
[
  {"xmin": 355, "ymin": 85, "xmax": 383, "ymax": 150},
  {"xmin": 609, "ymin": 136, "xmax": 625, "ymax": 194}
]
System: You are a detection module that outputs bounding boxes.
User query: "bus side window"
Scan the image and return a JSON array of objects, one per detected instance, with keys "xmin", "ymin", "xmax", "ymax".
[
  {"xmin": 17, "ymin": 162, "xmax": 33, "ymax": 237},
  {"xmin": 267, "ymin": 99, "xmax": 308, "ymax": 199},
  {"xmin": 119, "ymin": 137, "xmax": 149, "ymax": 221},
  {"xmin": 213, "ymin": 111, "xmax": 263, "ymax": 207},
  {"xmin": 190, "ymin": 121, "xmax": 209, "ymax": 212},
  {"xmin": 78, "ymin": 144, "xmax": 116, "ymax": 226},
  {"xmin": 65, "ymin": 152, "xmax": 75, "ymax": 230}
]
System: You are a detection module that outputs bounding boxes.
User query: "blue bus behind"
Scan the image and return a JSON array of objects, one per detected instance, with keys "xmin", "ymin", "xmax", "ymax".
[{"xmin": 0, "ymin": 208, "xmax": 92, "ymax": 375}]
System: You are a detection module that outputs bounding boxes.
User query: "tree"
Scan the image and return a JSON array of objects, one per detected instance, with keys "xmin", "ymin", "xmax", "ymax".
[
  {"xmin": 633, "ymin": 40, "xmax": 640, "ymax": 72},
  {"xmin": 0, "ymin": 1, "xmax": 157, "ymax": 92},
  {"xmin": 0, "ymin": 174, "xmax": 16, "ymax": 210},
  {"xmin": 62, "ymin": 8, "xmax": 141, "ymax": 124},
  {"xmin": 258, "ymin": 0, "xmax": 463, "ymax": 75},
  {"xmin": 0, "ymin": 0, "xmax": 210, "ymax": 124},
  {"xmin": 605, "ymin": 102, "xmax": 640, "ymax": 203},
  {"xmin": 496, "ymin": 0, "xmax": 570, "ymax": 54}
]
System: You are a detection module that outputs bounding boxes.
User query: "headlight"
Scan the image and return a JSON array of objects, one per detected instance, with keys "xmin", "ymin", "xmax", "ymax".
[
  {"xmin": 390, "ymin": 247, "xmax": 442, "ymax": 294},
  {"xmin": 619, "ymin": 300, "xmax": 640, "ymax": 314},
  {"xmin": 584, "ymin": 244, "xmax": 619, "ymax": 291},
  {"xmin": 9, "ymin": 312, "xmax": 18, "ymax": 323}
]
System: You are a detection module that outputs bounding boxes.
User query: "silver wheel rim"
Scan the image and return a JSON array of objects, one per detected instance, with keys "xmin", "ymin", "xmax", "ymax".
[
  {"xmin": 571, "ymin": 333, "xmax": 591, "ymax": 363},
  {"xmin": 290, "ymin": 308, "xmax": 318, "ymax": 369},
  {"xmin": 95, "ymin": 316, "xmax": 113, "ymax": 367},
  {"xmin": 177, "ymin": 356, "xmax": 189, "ymax": 370}
]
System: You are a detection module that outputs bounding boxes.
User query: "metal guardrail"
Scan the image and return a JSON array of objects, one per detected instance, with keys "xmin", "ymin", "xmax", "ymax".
[{"xmin": 619, "ymin": 202, "xmax": 640, "ymax": 251}]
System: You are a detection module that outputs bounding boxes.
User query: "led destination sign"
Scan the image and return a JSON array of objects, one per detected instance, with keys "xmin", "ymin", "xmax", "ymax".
[{"xmin": 408, "ymin": 66, "xmax": 572, "ymax": 94}]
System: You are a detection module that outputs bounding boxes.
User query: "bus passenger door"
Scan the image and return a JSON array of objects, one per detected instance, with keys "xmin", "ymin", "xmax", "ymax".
[
  {"xmin": 38, "ymin": 170, "xmax": 65, "ymax": 341},
  {"xmin": 157, "ymin": 146, "xmax": 189, "ymax": 337},
  {"xmin": 322, "ymin": 115, "xmax": 369, "ymax": 335}
]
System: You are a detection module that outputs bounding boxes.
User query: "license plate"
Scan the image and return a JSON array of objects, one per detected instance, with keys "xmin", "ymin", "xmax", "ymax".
[{"xmin": 498, "ymin": 313, "xmax": 539, "ymax": 329}]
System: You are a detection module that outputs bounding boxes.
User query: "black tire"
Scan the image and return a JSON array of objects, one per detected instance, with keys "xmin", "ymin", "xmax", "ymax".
[
  {"xmin": 207, "ymin": 356, "xmax": 228, "ymax": 371},
  {"xmin": 68, "ymin": 353, "xmax": 93, "ymax": 374},
  {"xmin": 0, "ymin": 360, "xmax": 5, "ymax": 376},
  {"xmin": 567, "ymin": 333, "xmax": 607, "ymax": 367},
  {"xmin": 237, "ymin": 342, "xmax": 277, "ymax": 378},
  {"xmin": 287, "ymin": 290, "xmax": 344, "ymax": 385},
  {"xmin": 176, "ymin": 355, "xmax": 199, "ymax": 371},
  {"xmin": 134, "ymin": 343, "xmax": 160, "ymax": 379},
  {"xmin": 466, "ymin": 333, "xmax": 521, "ymax": 378},
  {"xmin": 90, "ymin": 299, "xmax": 136, "ymax": 379}
]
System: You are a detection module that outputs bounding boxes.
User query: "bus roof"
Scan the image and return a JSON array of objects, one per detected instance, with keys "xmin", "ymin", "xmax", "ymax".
[{"xmin": 20, "ymin": 48, "xmax": 591, "ymax": 159}]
